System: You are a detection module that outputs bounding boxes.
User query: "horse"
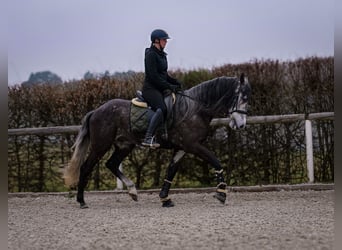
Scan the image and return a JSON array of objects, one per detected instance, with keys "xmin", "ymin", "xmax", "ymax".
[{"xmin": 63, "ymin": 74, "xmax": 251, "ymax": 208}]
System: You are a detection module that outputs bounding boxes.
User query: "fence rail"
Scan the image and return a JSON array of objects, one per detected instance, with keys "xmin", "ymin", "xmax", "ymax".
[
  {"xmin": 8, "ymin": 112, "xmax": 334, "ymax": 185},
  {"xmin": 8, "ymin": 112, "xmax": 334, "ymax": 136},
  {"xmin": 210, "ymin": 112, "xmax": 334, "ymax": 126}
]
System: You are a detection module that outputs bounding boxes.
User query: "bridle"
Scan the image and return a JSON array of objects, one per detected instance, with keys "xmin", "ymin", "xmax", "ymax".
[{"xmin": 229, "ymin": 82, "xmax": 248, "ymax": 115}]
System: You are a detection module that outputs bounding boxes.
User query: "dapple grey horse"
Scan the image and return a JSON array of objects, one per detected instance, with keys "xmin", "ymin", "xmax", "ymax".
[{"xmin": 63, "ymin": 74, "xmax": 251, "ymax": 208}]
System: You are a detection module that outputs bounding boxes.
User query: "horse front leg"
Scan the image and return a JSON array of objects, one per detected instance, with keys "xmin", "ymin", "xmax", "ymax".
[
  {"xmin": 159, "ymin": 150, "xmax": 185, "ymax": 207},
  {"xmin": 188, "ymin": 143, "xmax": 227, "ymax": 204}
]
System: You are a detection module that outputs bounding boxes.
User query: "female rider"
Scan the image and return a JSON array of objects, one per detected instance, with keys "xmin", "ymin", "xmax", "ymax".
[{"xmin": 141, "ymin": 29, "xmax": 181, "ymax": 148}]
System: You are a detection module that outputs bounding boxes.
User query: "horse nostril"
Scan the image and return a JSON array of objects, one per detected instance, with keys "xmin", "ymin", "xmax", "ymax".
[{"xmin": 239, "ymin": 124, "xmax": 245, "ymax": 129}]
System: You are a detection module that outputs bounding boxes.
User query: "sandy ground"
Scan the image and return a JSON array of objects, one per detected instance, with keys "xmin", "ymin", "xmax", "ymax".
[{"xmin": 8, "ymin": 190, "xmax": 334, "ymax": 250}]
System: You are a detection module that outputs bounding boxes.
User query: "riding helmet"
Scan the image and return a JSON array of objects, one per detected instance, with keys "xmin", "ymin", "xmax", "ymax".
[{"xmin": 150, "ymin": 29, "xmax": 170, "ymax": 42}]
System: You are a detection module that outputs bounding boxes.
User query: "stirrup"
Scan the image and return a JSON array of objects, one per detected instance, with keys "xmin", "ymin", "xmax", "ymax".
[{"xmin": 141, "ymin": 136, "xmax": 160, "ymax": 148}]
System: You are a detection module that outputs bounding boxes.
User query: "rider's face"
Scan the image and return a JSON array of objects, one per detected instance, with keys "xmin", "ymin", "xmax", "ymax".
[{"xmin": 160, "ymin": 39, "xmax": 167, "ymax": 48}]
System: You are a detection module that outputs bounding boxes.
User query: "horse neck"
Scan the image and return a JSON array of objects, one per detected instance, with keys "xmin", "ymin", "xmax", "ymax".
[{"xmin": 187, "ymin": 77, "xmax": 237, "ymax": 117}]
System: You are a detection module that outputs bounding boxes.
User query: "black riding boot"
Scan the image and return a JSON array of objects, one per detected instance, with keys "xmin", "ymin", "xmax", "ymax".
[{"xmin": 142, "ymin": 108, "xmax": 163, "ymax": 148}]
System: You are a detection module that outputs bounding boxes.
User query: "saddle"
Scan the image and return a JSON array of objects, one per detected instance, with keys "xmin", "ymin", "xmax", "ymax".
[
  {"xmin": 131, "ymin": 91, "xmax": 148, "ymax": 108},
  {"xmin": 130, "ymin": 90, "xmax": 176, "ymax": 135},
  {"xmin": 132, "ymin": 90, "xmax": 175, "ymax": 108}
]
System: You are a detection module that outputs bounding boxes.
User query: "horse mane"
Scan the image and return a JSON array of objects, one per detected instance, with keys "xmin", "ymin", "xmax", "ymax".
[{"xmin": 175, "ymin": 76, "xmax": 239, "ymax": 124}]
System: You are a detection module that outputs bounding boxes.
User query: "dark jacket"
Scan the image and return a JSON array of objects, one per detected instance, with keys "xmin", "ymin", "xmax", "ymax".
[{"xmin": 143, "ymin": 45, "xmax": 180, "ymax": 93}]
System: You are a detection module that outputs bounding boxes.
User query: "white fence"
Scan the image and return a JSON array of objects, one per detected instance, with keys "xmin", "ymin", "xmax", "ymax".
[{"xmin": 8, "ymin": 112, "xmax": 334, "ymax": 185}]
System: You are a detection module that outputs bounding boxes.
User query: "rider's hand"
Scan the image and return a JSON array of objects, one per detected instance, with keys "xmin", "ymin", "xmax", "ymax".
[
  {"xmin": 169, "ymin": 84, "xmax": 179, "ymax": 93},
  {"xmin": 175, "ymin": 80, "xmax": 182, "ymax": 87},
  {"xmin": 163, "ymin": 89, "xmax": 172, "ymax": 96}
]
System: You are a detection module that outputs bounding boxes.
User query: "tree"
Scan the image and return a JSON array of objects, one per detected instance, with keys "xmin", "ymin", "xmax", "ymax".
[{"xmin": 22, "ymin": 71, "xmax": 63, "ymax": 87}]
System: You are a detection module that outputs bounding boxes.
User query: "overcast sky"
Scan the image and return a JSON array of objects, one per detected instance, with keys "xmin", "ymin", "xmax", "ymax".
[{"xmin": 8, "ymin": 0, "xmax": 334, "ymax": 85}]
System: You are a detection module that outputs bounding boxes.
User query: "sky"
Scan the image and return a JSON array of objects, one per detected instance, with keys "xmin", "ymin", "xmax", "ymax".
[{"xmin": 8, "ymin": 0, "xmax": 334, "ymax": 85}]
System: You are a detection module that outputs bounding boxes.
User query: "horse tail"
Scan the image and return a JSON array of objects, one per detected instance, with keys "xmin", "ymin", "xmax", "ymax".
[{"xmin": 63, "ymin": 111, "xmax": 94, "ymax": 188}]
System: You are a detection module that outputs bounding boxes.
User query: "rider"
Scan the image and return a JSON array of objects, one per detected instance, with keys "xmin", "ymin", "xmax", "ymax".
[{"xmin": 141, "ymin": 29, "xmax": 182, "ymax": 148}]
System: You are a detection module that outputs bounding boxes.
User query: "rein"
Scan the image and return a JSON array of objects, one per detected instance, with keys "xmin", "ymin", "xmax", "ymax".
[
  {"xmin": 176, "ymin": 91, "xmax": 203, "ymax": 104},
  {"xmin": 176, "ymin": 80, "xmax": 248, "ymax": 115}
]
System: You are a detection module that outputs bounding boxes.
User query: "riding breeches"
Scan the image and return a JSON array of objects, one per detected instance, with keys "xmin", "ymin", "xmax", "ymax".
[{"xmin": 142, "ymin": 88, "xmax": 167, "ymax": 118}]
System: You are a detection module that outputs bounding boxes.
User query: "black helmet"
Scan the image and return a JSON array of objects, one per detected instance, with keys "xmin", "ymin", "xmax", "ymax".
[{"xmin": 150, "ymin": 29, "xmax": 170, "ymax": 42}]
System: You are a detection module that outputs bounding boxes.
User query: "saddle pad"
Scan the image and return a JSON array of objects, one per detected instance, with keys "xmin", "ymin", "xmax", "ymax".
[{"xmin": 130, "ymin": 104, "xmax": 154, "ymax": 133}]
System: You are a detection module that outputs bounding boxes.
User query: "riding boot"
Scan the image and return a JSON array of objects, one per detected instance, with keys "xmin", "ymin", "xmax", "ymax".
[{"xmin": 142, "ymin": 108, "xmax": 163, "ymax": 148}]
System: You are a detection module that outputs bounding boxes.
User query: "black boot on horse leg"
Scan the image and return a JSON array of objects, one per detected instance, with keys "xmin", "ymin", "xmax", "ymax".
[
  {"xmin": 159, "ymin": 180, "xmax": 174, "ymax": 207},
  {"xmin": 142, "ymin": 108, "xmax": 163, "ymax": 148},
  {"xmin": 213, "ymin": 169, "xmax": 227, "ymax": 204},
  {"xmin": 159, "ymin": 150, "xmax": 185, "ymax": 207}
]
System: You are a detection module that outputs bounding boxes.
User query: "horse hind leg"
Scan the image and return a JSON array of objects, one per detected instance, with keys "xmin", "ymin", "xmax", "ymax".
[
  {"xmin": 77, "ymin": 150, "xmax": 106, "ymax": 208},
  {"xmin": 106, "ymin": 145, "xmax": 137, "ymax": 201}
]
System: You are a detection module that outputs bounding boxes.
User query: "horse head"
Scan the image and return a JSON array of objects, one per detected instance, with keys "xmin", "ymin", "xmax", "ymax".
[{"xmin": 229, "ymin": 73, "xmax": 251, "ymax": 130}]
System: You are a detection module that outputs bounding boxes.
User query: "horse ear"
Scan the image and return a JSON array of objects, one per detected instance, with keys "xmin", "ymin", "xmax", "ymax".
[{"xmin": 240, "ymin": 73, "xmax": 245, "ymax": 84}]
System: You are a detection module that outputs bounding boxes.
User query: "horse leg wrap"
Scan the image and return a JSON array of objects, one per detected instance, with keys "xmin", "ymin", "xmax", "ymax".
[
  {"xmin": 160, "ymin": 179, "xmax": 176, "ymax": 207},
  {"xmin": 159, "ymin": 179, "xmax": 172, "ymax": 199},
  {"xmin": 161, "ymin": 198, "xmax": 175, "ymax": 208},
  {"xmin": 214, "ymin": 182, "xmax": 227, "ymax": 204},
  {"xmin": 160, "ymin": 193, "xmax": 175, "ymax": 208},
  {"xmin": 215, "ymin": 169, "xmax": 225, "ymax": 183},
  {"xmin": 160, "ymin": 196, "xmax": 171, "ymax": 202},
  {"xmin": 216, "ymin": 182, "xmax": 227, "ymax": 193}
]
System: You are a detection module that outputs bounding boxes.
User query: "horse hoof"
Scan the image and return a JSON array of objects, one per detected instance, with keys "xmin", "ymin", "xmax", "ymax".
[
  {"xmin": 162, "ymin": 199, "xmax": 175, "ymax": 207},
  {"xmin": 80, "ymin": 203, "xmax": 89, "ymax": 209},
  {"xmin": 213, "ymin": 192, "xmax": 226, "ymax": 204},
  {"xmin": 129, "ymin": 193, "xmax": 138, "ymax": 201}
]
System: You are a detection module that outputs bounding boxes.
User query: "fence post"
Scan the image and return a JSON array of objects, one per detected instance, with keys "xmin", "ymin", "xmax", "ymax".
[
  {"xmin": 116, "ymin": 163, "xmax": 123, "ymax": 190},
  {"xmin": 305, "ymin": 120, "xmax": 314, "ymax": 183}
]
